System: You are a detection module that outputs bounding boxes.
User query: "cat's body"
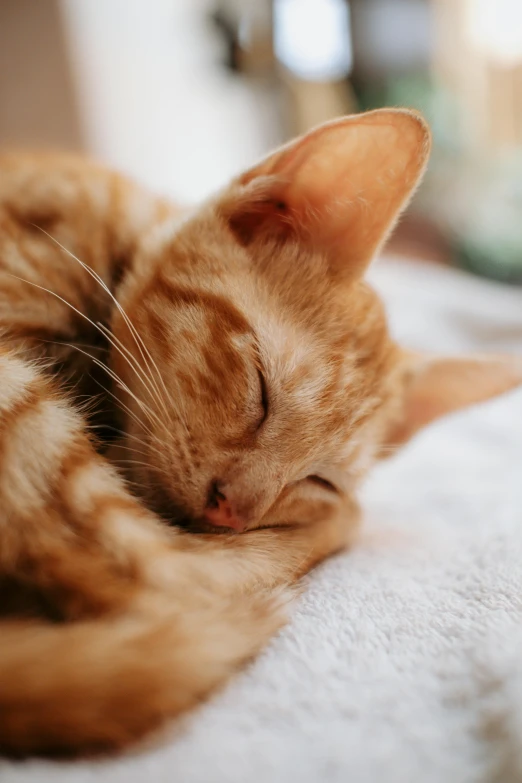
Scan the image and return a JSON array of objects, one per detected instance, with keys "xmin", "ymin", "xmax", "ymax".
[{"xmin": 0, "ymin": 111, "xmax": 520, "ymax": 757}]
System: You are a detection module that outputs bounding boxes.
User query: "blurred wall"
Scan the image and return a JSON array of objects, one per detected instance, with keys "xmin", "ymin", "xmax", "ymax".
[
  {"xmin": 60, "ymin": 0, "xmax": 279, "ymax": 202},
  {"xmin": 0, "ymin": 0, "xmax": 83, "ymax": 149},
  {"xmin": 433, "ymin": 0, "xmax": 522, "ymax": 150},
  {"xmin": 0, "ymin": 0, "xmax": 279, "ymax": 203}
]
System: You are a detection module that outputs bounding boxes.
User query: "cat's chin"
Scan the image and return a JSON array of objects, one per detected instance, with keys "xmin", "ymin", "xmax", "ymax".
[{"xmin": 174, "ymin": 517, "xmax": 242, "ymax": 535}]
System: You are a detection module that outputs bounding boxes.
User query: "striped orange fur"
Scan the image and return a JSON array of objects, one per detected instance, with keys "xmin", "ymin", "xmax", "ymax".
[{"xmin": 0, "ymin": 110, "xmax": 520, "ymax": 757}]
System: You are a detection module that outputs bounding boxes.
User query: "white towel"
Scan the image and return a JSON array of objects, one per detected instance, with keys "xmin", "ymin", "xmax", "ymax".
[{"xmin": 3, "ymin": 257, "xmax": 522, "ymax": 783}]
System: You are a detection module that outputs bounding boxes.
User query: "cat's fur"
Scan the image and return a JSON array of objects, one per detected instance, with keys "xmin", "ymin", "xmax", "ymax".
[{"xmin": 0, "ymin": 110, "xmax": 520, "ymax": 757}]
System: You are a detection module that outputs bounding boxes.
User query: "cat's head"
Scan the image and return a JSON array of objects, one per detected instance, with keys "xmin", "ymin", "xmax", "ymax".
[{"xmin": 111, "ymin": 109, "xmax": 522, "ymax": 532}]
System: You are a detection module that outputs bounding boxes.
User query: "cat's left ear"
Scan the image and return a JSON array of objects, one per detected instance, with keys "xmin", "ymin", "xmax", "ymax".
[
  {"xmin": 386, "ymin": 352, "xmax": 522, "ymax": 448},
  {"xmin": 223, "ymin": 108, "xmax": 431, "ymax": 281}
]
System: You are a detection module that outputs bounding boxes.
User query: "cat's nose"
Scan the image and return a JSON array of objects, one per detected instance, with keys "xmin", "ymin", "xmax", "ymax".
[{"xmin": 204, "ymin": 482, "xmax": 246, "ymax": 532}]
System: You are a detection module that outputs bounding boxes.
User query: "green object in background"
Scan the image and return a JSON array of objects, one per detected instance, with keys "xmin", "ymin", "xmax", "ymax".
[
  {"xmin": 454, "ymin": 155, "xmax": 522, "ymax": 284},
  {"xmin": 357, "ymin": 73, "xmax": 460, "ymax": 156},
  {"xmin": 359, "ymin": 73, "xmax": 522, "ymax": 284},
  {"xmin": 458, "ymin": 240, "xmax": 522, "ymax": 284}
]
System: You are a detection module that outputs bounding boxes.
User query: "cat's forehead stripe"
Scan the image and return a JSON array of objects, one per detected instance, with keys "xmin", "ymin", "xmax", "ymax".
[{"xmin": 152, "ymin": 277, "xmax": 251, "ymax": 336}]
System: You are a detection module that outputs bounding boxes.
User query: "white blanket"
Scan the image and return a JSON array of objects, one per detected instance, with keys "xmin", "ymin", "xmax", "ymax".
[{"xmin": 3, "ymin": 257, "xmax": 522, "ymax": 783}]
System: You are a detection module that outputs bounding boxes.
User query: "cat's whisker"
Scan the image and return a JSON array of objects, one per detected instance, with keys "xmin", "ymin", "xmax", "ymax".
[
  {"xmin": 95, "ymin": 320, "xmax": 172, "ymax": 422},
  {"xmin": 26, "ymin": 228, "xmax": 171, "ymax": 420},
  {"xmin": 106, "ymin": 441, "xmax": 171, "ymax": 471},
  {"xmin": 143, "ymin": 430, "xmax": 174, "ymax": 461},
  {"xmin": 105, "ymin": 300, "xmax": 174, "ymax": 421},
  {"xmin": 104, "ymin": 443, "xmax": 152, "ymax": 460},
  {"xmin": 113, "ymin": 459, "xmax": 158, "ymax": 470},
  {"xmin": 121, "ymin": 477, "xmax": 155, "ymax": 494},
  {"xmin": 61, "ymin": 342, "xmax": 163, "ymax": 431},
  {"xmin": 118, "ymin": 438, "xmax": 167, "ymax": 465},
  {"xmin": 40, "ymin": 338, "xmax": 107, "ymax": 355},
  {"xmin": 89, "ymin": 424, "xmax": 151, "ymax": 451},
  {"xmin": 115, "ymin": 462, "xmax": 173, "ymax": 485},
  {"xmin": 125, "ymin": 433, "xmax": 155, "ymax": 450},
  {"xmin": 91, "ymin": 392, "xmax": 171, "ymax": 467},
  {"xmin": 33, "ymin": 227, "xmax": 173, "ymax": 421},
  {"xmin": 116, "ymin": 460, "xmax": 174, "ymax": 494},
  {"xmin": 89, "ymin": 376, "xmax": 156, "ymax": 440},
  {"xmin": 7, "ymin": 273, "xmax": 163, "ymax": 430},
  {"xmin": 93, "ymin": 422, "xmax": 171, "ymax": 462}
]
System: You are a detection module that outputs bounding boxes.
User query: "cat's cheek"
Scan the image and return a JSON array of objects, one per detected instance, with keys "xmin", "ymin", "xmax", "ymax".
[
  {"xmin": 256, "ymin": 483, "xmax": 354, "ymax": 530},
  {"xmin": 258, "ymin": 493, "xmax": 362, "ymax": 566}
]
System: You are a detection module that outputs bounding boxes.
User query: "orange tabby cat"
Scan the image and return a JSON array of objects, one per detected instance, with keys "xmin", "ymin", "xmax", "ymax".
[{"xmin": 0, "ymin": 109, "xmax": 520, "ymax": 757}]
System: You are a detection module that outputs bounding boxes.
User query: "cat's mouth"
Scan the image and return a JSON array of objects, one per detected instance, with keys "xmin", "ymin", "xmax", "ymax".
[{"xmin": 176, "ymin": 518, "xmax": 239, "ymax": 535}]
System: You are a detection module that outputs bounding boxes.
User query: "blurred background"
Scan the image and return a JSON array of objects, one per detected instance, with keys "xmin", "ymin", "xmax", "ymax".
[{"xmin": 1, "ymin": 0, "xmax": 522, "ymax": 282}]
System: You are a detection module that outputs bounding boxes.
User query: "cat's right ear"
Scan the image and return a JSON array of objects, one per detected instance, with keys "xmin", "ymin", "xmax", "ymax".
[
  {"xmin": 385, "ymin": 352, "xmax": 522, "ymax": 448},
  {"xmin": 219, "ymin": 109, "xmax": 431, "ymax": 282}
]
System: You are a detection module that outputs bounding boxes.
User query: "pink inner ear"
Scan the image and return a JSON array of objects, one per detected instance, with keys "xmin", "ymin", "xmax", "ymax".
[
  {"xmin": 229, "ymin": 110, "xmax": 431, "ymax": 277},
  {"xmin": 227, "ymin": 187, "xmax": 295, "ymax": 247},
  {"xmin": 277, "ymin": 119, "xmax": 430, "ymax": 266}
]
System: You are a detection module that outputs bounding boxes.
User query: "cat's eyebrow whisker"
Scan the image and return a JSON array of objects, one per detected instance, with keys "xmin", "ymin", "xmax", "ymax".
[
  {"xmin": 33, "ymin": 226, "xmax": 173, "ymax": 421},
  {"xmin": 7, "ymin": 272, "xmax": 164, "ymax": 427}
]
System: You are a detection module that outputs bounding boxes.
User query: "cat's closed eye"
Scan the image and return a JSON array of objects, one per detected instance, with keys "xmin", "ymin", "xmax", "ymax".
[{"xmin": 307, "ymin": 475, "xmax": 338, "ymax": 493}]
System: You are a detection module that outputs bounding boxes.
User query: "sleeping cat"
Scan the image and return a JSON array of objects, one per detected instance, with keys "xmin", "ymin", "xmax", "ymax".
[{"xmin": 0, "ymin": 109, "xmax": 520, "ymax": 757}]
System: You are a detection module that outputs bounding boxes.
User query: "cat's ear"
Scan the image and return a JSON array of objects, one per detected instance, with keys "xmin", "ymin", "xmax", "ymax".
[
  {"xmin": 222, "ymin": 108, "xmax": 431, "ymax": 281},
  {"xmin": 386, "ymin": 352, "xmax": 522, "ymax": 448}
]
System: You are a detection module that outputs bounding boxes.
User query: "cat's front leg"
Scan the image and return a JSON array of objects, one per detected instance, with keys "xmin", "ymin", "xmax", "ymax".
[
  {"xmin": 239, "ymin": 491, "xmax": 361, "ymax": 583},
  {"xmin": 159, "ymin": 493, "xmax": 360, "ymax": 595}
]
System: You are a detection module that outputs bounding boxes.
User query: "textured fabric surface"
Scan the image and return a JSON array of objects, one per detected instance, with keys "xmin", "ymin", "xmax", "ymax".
[{"xmin": 3, "ymin": 257, "xmax": 522, "ymax": 783}]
